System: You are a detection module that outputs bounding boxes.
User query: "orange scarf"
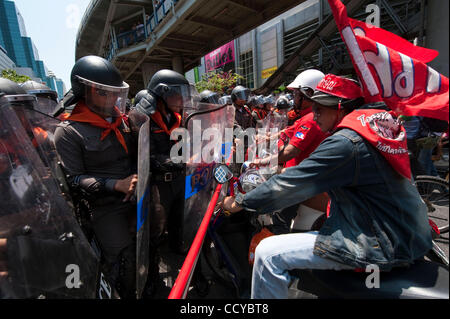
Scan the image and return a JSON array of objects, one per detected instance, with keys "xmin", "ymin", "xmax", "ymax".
[
  {"xmin": 151, "ymin": 110, "xmax": 181, "ymax": 135},
  {"xmin": 255, "ymin": 109, "xmax": 268, "ymax": 120},
  {"xmin": 68, "ymin": 102, "xmax": 128, "ymax": 153}
]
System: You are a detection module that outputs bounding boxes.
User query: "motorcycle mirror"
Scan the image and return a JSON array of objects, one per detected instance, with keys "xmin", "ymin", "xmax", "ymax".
[{"xmin": 213, "ymin": 164, "xmax": 234, "ymax": 184}]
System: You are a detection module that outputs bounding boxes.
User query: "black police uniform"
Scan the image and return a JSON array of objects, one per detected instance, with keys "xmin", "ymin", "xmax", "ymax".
[
  {"xmin": 147, "ymin": 109, "xmax": 185, "ymax": 285},
  {"xmin": 54, "ymin": 110, "xmax": 137, "ymax": 298}
]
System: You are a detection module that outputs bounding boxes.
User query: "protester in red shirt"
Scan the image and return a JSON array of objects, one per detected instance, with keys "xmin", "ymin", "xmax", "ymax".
[
  {"xmin": 286, "ymin": 69, "xmax": 325, "ymax": 126},
  {"xmin": 252, "ymin": 69, "xmax": 326, "ymax": 168},
  {"xmin": 282, "ymin": 113, "xmax": 329, "ymax": 167}
]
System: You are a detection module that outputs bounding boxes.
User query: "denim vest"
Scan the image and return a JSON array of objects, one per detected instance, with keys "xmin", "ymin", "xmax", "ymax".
[{"xmin": 240, "ymin": 128, "xmax": 432, "ymax": 271}]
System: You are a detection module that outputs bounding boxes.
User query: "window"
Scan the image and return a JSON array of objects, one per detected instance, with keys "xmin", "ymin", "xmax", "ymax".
[{"xmin": 239, "ymin": 50, "xmax": 254, "ymax": 89}]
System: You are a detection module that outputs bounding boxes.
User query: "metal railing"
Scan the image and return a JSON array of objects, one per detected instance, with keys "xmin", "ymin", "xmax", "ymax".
[{"xmin": 105, "ymin": 0, "xmax": 180, "ymax": 61}]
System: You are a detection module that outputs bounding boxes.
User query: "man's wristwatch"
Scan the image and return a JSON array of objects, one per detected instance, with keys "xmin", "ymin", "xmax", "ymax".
[{"xmin": 235, "ymin": 192, "xmax": 245, "ymax": 208}]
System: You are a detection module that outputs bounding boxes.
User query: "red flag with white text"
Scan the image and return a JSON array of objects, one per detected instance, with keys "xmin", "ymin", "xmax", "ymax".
[{"xmin": 327, "ymin": 0, "xmax": 449, "ymax": 122}]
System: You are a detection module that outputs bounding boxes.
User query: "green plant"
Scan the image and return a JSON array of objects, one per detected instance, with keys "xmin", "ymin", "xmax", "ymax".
[
  {"xmin": 1, "ymin": 69, "xmax": 31, "ymax": 83},
  {"xmin": 195, "ymin": 70, "xmax": 244, "ymax": 95}
]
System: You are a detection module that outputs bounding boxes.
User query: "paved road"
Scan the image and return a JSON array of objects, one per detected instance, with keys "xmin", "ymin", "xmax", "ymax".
[{"xmin": 152, "ymin": 240, "xmax": 235, "ymax": 299}]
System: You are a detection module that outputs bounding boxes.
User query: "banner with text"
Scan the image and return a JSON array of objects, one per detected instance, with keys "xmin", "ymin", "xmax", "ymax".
[{"xmin": 205, "ymin": 41, "xmax": 235, "ymax": 73}]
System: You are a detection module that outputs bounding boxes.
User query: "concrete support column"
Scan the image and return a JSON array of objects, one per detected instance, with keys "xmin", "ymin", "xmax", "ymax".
[
  {"xmin": 172, "ymin": 55, "xmax": 184, "ymax": 74},
  {"xmin": 426, "ymin": 0, "xmax": 449, "ymax": 77},
  {"xmin": 141, "ymin": 63, "xmax": 163, "ymax": 88}
]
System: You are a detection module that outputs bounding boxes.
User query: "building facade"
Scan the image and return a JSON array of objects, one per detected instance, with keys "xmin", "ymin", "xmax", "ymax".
[
  {"xmin": 0, "ymin": 44, "xmax": 15, "ymax": 71},
  {"xmin": 186, "ymin": 0, "xmax": 449, "ymax": 92},
  {"xmin": 0, "ymin": 0, "xmax": 66, "ymax": 98}
]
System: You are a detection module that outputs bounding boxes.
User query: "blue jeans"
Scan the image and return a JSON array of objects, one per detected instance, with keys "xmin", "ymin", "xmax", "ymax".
[
  {"xmin": 251, "ymin": 231, "xmax": 354, "ymax": 299},
  {"xmin": 418, "ymin": 148, "xmax": 438, "ymax": 176}
]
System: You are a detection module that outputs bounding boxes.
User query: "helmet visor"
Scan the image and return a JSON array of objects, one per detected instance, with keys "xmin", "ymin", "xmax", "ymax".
[
  {"xmin": 0, "ymin": 94, "xmax": 39, "ymax": 112},
  {"xmin": 35, "ymin": 96, "xmax": 58, "ymax": 115},
  {"xmin": 255, "ymin": 96, "xmax": 265, "ymax": 107},
  {"xmin": 234, "ymin": 89, "xmax": 250, "ymax": 103},
  {"xmin": 162, "ymin": 83, "xmax": 197, "ymax": 111},
  {"xmin": 264, "ymin": 96, "xmax": 275, "ymax": 105},
  {"xmin": 77, "ymin": 75, "xmax": 129, "ymax": 116},
  {"xmin": 203, "ymin": 93, "xmax": 220, "ymax": 105},
  {"xmin": 218, "ymin": 96, "xmax": 232, "ymax": 105}
]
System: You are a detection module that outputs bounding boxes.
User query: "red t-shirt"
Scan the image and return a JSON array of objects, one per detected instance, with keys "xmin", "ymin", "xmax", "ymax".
[{"xmin": 283, "ymin": 113, "xmax": 329, "ymax": 168}]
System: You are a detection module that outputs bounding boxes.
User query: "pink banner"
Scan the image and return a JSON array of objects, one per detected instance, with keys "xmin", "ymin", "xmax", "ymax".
[{"xmin": 205, "ymin": 41, "xmax": 235, "ymax": 72}]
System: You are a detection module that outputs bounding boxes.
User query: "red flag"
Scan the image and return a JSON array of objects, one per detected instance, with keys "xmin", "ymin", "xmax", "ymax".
[{"xmin": 327, "ymin": 0, "xmax": 449, "ymax": 122}]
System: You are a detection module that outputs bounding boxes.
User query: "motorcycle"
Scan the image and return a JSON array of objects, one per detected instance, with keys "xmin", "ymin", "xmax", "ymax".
[{"xmin": 210, "ymin": 163, "xmax": 449, "ymax": 299}]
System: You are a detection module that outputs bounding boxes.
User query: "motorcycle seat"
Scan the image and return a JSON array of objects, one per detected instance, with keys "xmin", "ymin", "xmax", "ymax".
[{"xmin": 291, "ymin": 259, "xmax": 449, "ymax": 299}]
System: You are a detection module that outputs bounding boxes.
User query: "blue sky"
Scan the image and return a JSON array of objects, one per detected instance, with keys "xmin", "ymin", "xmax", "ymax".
[{"xmin": 13, "ymin": 0, "xmax": 91, "ymax": 92}]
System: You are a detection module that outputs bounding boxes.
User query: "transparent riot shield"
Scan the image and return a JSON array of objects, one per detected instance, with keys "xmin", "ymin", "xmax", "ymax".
[
  {"xmin": 7, "ymin": 96, "xmax": 71, "ymax": 198},
  {"xmin": 128, "ymin": 109, "xmax": 151, "ymax": 298},
  {"xmin": 0, "ymin": 99, "xmax": 100, "ymax": 299},
  {"xmin": 258, "ymin": 110, "xmax": 289, "ymax": 133},
  {"xmin": 182, "ymin": 103, "xmax": 235, "ymax": 245},
  {"xmin": 249, "ymin": 109, "xmax": 284, "ymax": 177}
]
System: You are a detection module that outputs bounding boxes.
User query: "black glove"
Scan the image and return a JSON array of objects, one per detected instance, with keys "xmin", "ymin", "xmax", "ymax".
[{"xmin": 134, "ymin": 90, "xmax": 157, "ymax": 116}]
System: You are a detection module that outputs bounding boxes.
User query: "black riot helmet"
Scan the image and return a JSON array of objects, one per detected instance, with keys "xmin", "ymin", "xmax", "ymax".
[
  {"xmin": 254, "ymin": 95, "xmax": 265, "ymax": 109},
  {"xmin": 231, "ymin": 85, "xmax": 250, "ymax": 105},
  {"xmin": 21, "ymin": 80, "xmax": 57, "ymax": 100},
  {"xmin": 20, "ymin": 80, "xmax": 58, "ymax": 115},
  {"xmin": 275, "ymin": 94, "xmax": 292, "ymax": 110},
  {"xmin": 0, "ymin": 77, "xmax": 27, "ymax": 97},
  {"xmin": 247, "ymin": 95, "xmax": 256, "ymax": 108},
  {"xmin": 0, "ymin": 78, "xmax": 39, "ymax": 119},
  {"xmin": 218, "ymin": 95, "xmax": 232, "ymax": 106},
  {"xmin": 199, "ymin": 90, "xmax": 220, "ymax": 104},
  {"xmin": 147, "ymin": 69, "xmax": 193, "ymax": 113},
  {"xmin": 70, "ymin": 55, "xmax": 129, "ymax": 116},
  {"xmin": 264, "ymin": 95, "xmax": 275, "ymax": 107}
]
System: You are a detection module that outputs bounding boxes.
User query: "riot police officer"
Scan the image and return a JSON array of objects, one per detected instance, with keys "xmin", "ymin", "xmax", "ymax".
[
  {"xmin": 20, "ymin": 80, "xmax": 59, "ymax": 116},
  {"xmin": 231, "ymin": 85, "xmax": 254, "ymax": 130},
  {"xmin": 54, "ymin": 55, "xmax": 137, "ymax": 299},
  {"xmin": 134, "ymin": 69, "xmax": 193, "ymax": 297},
  {"xmin": 251, "ymin": 95, "xmax": 267, "ymax": 125},
  {"xmin": 1, "ymin": 77, "xmax": 102, "ymax": 299},
  {"xmin": 199, "ymin": 89, "xmax": 220, "ymax": 104}
]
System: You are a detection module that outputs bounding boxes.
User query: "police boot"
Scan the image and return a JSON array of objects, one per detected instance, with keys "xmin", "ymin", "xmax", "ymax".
[
  {"xmin": 142, "ymin": 248, "xmax": 162, "ymax": 298},
  {"xmin": 191, "ymin": 259, "xmax": 210, "ymax": 297},
  {"xmin": 115, "ymin": 244, "xmax": 136, "ymax": 299}
]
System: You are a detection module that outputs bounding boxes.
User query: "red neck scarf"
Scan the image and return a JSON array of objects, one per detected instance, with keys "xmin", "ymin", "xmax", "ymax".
[
  {"xmin": 68, "ymin": 102, "xmax": 128, "ymax": 153},
  {"xmin": 337, "ymin": 109, "xmax": 411, "ymax": 179},
  {"xmin": 151, "ymin": 110, "xmax": 181, "ymax": 135}
]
